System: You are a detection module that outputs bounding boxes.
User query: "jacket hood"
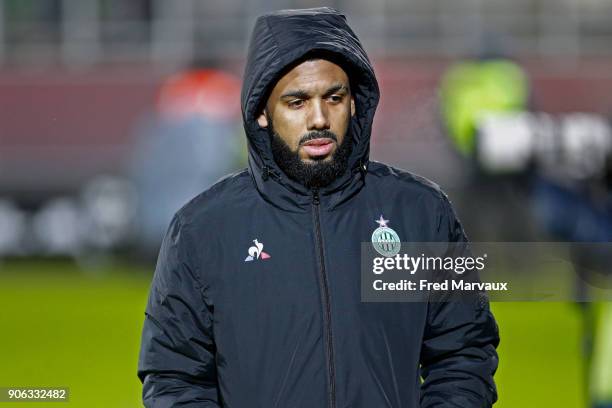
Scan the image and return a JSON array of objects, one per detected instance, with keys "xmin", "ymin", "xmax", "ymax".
[{"xmin": 241, "ymin": 7, "xmax": 380, "ymax": 211}]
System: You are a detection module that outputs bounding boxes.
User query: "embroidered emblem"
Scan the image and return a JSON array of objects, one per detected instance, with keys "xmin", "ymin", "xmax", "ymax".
[{"xmin": 371, "ymin": 215, "xmax": 401, "ymax": 257}]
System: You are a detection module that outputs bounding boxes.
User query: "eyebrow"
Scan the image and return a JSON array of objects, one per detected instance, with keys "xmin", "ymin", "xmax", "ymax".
[
  {"xmin": 323, "ymin": 83, "xmax": 349, "ymax": 97},
  {"xmin": 280, "ymin": 89, "xmax": 310, "ymax": 100},
  {"xmin": 280, "ymin": 83, "xmax": 349, "ymax": 100}
]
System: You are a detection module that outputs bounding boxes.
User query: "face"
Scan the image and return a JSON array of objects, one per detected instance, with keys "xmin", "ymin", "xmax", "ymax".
[{"xmin": 257, "ymin": 59, "xmax": 356, "ymax": 187}]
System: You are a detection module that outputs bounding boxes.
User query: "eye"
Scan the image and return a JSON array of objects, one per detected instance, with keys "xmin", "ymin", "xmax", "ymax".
[
  {"xmin": 328, "ymin": 94, "xmax": 344, "ymax": 104},
  {"xmin": 288, "ymin": 99, "xmax": 305, "ymax": 109}
]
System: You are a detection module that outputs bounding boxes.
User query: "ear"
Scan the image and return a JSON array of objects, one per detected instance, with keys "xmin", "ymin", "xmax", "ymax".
[
  {"xmin": 350, "ymin": 96, "xmax": 356, "ymax": 117},
  {"xmin": 257, "ymin": 111, "xmax": 268, "ymax": 128}
]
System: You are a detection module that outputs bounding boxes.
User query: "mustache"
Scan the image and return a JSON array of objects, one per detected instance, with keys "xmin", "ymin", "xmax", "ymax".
[{"xmin": 299, "ymin": 130, "xmax": 338, "ymax": 145}]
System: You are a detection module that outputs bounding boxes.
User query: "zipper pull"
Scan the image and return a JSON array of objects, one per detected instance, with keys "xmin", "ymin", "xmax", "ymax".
[
  {"xmin": 262, "ymin": 165, "xmax": 269, "ymax": 181},
  {"xmin": 312, "ymin": 188, "xmax": 320, "ymax": 205}
]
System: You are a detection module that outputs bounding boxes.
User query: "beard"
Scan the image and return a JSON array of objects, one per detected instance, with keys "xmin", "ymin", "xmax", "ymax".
[{"xmin": 267, "ymin": 120, "xmax": 353, "ymax": 189}]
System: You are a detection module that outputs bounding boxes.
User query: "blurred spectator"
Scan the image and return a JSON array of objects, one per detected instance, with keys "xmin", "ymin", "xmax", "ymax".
[
  {"xmin": 127, "ymin": 66, "xmax": 245, "ymax": 257},
  {"xmin": 439, "ymin": 58, "xmax": 529, "ymax": 157},
  {"xmin": 438, "ymin": 55, "xmax": 536, "ymax": 241}
]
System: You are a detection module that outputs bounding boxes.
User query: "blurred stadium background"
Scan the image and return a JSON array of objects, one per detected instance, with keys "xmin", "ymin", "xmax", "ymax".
[{"xmin": 1, "ymin": 0, "xmax": 612, "ymax": 407}]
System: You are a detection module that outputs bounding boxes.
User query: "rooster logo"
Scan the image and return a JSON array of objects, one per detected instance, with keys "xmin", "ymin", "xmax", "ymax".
[{"xmin": 244, "ymin": 239, "xmax": 271, "ymax": 262}]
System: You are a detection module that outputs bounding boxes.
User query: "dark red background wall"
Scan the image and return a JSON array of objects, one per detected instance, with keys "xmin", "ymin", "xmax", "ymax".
[{"xmin": 1, "ymin": 58, "xmax": 611, "ymax": 194}]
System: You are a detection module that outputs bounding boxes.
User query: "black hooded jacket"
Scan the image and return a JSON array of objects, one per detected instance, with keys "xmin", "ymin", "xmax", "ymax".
[{"xmin": 138, "ymin": 7, "xmax": 499, "ymax": 408}]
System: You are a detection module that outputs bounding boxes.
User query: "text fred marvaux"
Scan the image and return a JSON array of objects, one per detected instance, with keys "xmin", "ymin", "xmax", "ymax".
[{"xmin": 371, "ymin": 253, "xmax": 509, "ymax": 292}]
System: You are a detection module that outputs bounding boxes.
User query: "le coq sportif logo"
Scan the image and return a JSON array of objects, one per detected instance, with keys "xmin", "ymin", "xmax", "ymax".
[{"xmin": 244, "ymin": 239, "xmax": 271, "ymax": 262}]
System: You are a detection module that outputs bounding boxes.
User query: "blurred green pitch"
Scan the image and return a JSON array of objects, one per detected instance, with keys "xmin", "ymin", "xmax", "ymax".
[{"xmin": 0, "ymin": 260, "xmax": 585, "ymax": 407}]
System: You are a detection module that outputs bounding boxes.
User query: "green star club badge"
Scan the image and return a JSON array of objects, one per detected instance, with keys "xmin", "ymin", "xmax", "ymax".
[{"xmin": 371, "ymin": 215, "xmax": 401, "ymax": 257}]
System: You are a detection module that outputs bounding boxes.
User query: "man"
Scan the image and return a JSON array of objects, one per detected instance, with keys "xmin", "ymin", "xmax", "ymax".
[{"xmin": 138, "ymin": 7, "xmax": 499, "ymax": 408}]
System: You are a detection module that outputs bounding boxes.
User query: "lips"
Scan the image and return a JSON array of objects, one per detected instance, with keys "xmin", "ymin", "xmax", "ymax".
[{"xmin": 301, "ymin": 138, "xmax": 335, "ymax": 158}]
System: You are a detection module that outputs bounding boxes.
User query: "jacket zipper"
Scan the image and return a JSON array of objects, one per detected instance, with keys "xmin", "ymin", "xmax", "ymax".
[{"xmin": 312, "ymin": 189, "xmax": 336, "ymax": 408}]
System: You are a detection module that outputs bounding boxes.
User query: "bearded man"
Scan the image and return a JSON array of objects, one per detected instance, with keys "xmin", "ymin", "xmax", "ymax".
[{"xmin": 138, "ymin": 7, "xmax": 499, "ymax": 408}]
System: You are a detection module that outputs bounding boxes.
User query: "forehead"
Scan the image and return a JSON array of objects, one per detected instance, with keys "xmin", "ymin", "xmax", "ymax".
[{"xmin": 270, "ymin": 59, "xmax": 349, "ymax": 96}]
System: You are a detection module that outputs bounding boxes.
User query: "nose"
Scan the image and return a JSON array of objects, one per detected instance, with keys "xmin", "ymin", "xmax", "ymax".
[{"xmin": 307, "ymin": 100, "xmax": 330, "ymax": 131}]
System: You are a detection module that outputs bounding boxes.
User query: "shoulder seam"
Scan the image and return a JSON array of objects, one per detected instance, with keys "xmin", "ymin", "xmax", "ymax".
[
  {"xmin": 367, "ymin": 161, "xmax": 446, "ymax": 200},
  {"xmin": 176, "ymin": 168, "xmax": 249, "ymax": 219}
]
